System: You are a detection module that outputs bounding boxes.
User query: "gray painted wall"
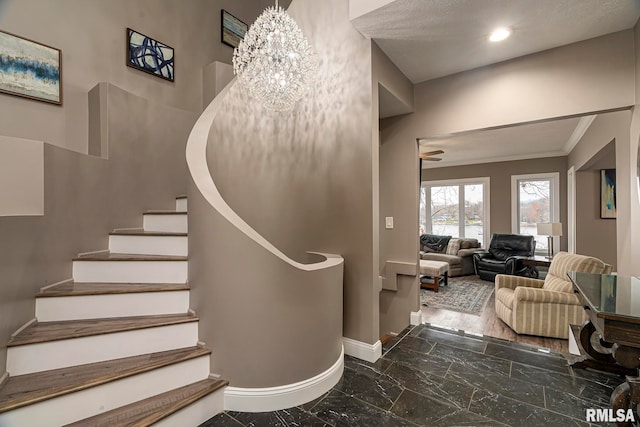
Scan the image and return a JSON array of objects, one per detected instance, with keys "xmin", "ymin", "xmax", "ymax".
[
  {"xmin": 373, "ymin": 40, "xmax": 419, "ymax": 336},
  {"xmin": 575, "ymin": 168, "xmax": 617, "ymax": 268},
  {"xmin": 421, "ymin": 157, "xmax": 568, "ymax": 250},
  {"xmin": 382, "ymin": 30, "xmax": 634, "ymax": 142},
  {"xmin": 569, "ymin": 111, "xmax": 632, "ymax": 270},
  {"xmin": 379, "ymin": 129, "xmax": 420, "ymax": 335},
  {"xmin": 628, "ymin": 21, "xmax": 640, "ymax": 276},
  {"xmin": 0, "ymin": 0, "xmax": 269, "ymax": 153}
]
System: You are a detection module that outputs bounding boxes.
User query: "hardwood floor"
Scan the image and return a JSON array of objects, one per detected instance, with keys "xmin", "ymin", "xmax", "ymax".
[
  {"xmin": 8, "ymin": 313, "xmax": 198, "ymax": 346},
  {"xmin": 420, "ymin": 280, "xmax": 569, "ymax": 353},
  {"xmin": 0, "ymin": 347, "xmax": 210, "ymax": 413}
]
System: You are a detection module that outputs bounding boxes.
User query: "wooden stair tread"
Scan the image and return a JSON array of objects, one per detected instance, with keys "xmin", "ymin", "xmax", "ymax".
[
  {"xmin": 176, "ymin": 195, "xmax": 187, "ymax": 199},
  {"xmin": 0, "ymin": 347, "xmax": 210, "ymax": 413},
  {"xmin": 143, "ymin": 210, "xmax": 186, "ymax": 215},
  {"xmin": 109, "ymin": 230, "xmax": 187, "ymax": 237},
  {"xmin": 37, "ymin": 282, "xmax": 189, "ymax": 297},
  {"xmin": 64, "ymin": 379, "xmax": 227, "ymax": 427},
  {"xmin": 8, "ymin": 313, "xmax": 198, "ymax": 347},
  {"xmin": 73, "ymin": 253, "xmax": 187, "ymax": 262}
]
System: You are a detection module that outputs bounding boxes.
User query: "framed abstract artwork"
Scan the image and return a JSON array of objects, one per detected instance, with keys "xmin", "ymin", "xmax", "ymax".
[
  {"xmin": 0, "ymin": 30, "xmax": 62, "ymax": 105},
  {"xmin": 600, "ymin": 169, "xmax": 616, "ymax": 219},
  {"xmin": 221, "ymin": 10, "xmax": 248, "ymax": 48},
  {"xmin": 126, "ymin": 28, "xmax": 174, "ymax": 82}
]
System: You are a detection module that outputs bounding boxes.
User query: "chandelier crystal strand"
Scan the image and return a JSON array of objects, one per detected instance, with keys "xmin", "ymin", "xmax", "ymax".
[{"xmin": 232, "ymin": 1, "xmax": 316, "ymax": 111}]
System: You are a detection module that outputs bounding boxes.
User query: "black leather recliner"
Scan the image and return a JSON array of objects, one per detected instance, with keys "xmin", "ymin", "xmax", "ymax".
[{"xmin": 473, "ymin": 234, "xmax": 535, "ymax": 281}]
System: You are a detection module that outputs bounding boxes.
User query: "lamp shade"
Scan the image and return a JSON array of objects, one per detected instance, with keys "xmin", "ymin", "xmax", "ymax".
[{"xmin": 536, "ymin": 222, "xmax": 563, "ymax": 236}]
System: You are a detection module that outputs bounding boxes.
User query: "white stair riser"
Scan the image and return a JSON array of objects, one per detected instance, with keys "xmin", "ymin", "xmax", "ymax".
[
  {"xmin": 176, "ymin": 198, "xmax": 188, "ymax": 212},
  {"xmin": 154, "ymin": 387, "xmax": 224, "ymax": 427},
  {"xmin": 7, "ymin": 322, "xmax": 198, "ymax": 375},
  {"xmin": 143, "ymin": 214, "xmax": 187, "ymax": 233},
  {"xmin": 35, "ymin": 291, "xmax": 190, "ymax": 321},
  {"xmin": 109, "ymin": 234, "xmax": 188, "ymax": 256},
  {"xmin": 73, "ymin": 260, "xmax": 187, "ymax": 283},
  {"xmin": 0, "ymin": 356, "xmax": 210, "ymax": 427}
]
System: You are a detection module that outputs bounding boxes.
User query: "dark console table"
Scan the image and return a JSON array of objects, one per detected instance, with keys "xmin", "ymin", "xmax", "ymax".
[{"xmin": 569, "ymin": 272, "xmax": 640, "ymax": 425}]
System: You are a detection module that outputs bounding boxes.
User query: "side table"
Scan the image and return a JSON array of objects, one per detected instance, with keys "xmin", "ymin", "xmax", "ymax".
[
  {"xmin": 419, "ymin": 260, "xmax": 449, "ymax": 293},
  {"xmin": 568, "ymin": 272, "xmax": 640, "ymax": 426},
  {"xmin": 520, "ymin": 256, "xmax": 551, "ymax": 278}
]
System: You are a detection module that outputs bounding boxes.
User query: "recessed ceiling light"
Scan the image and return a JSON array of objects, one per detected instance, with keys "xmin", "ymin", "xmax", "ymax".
[{"xmin": 489, "ymin": 27, "xmax": 511, "ymax": 42}]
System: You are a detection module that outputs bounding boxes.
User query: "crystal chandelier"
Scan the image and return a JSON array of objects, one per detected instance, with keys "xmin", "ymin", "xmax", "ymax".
[{"xmin": 232, "ymin": 0, "xmax": 316, "ymax": 112}]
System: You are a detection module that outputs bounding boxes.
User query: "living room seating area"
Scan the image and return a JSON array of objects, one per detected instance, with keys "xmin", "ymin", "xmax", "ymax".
[
  {"xmin": 473, "ymin": 233, "xmax": 536, "ymax": 281},
  {"xmin": 419, "ymin": 234, "xmax": 484, "ymax": 277}
]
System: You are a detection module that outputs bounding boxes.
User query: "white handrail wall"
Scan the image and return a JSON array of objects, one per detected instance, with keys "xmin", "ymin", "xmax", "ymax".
[{"xmin": 185, "ymin": 0, "xmax": 378, "ymax": 408}]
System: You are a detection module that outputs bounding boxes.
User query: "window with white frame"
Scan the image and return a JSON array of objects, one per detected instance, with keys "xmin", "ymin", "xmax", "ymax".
[
  {"xmin": 420, "ymin": 178, "xmax": 490, "ymax": 247},
  {"xmin": 511, "ymin": 172, "xmax": 560, "ymax": 254}
]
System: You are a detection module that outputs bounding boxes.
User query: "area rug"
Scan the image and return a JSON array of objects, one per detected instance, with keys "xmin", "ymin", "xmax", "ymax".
[{"xmin": 421, "ymin": 275, "xmax": 494, "ymax": 316}]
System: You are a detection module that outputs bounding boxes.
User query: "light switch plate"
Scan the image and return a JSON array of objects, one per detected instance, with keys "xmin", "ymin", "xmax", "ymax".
[{"xmin": 385, "ymin": 217, "xmax": 394, "ymax": 229}]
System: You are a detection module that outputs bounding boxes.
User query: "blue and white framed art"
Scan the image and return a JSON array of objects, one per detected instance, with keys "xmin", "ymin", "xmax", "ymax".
[
  {"xmin": 0, "ymin": 30, "xmax": 62, "ymax": 105},
  {"xmin": 126, "ymin": 28, "xmax": 174, "ymax": 82},
  {"xmin": 221, "ymin": 10, "xmax": 248, "ymax": 48}
]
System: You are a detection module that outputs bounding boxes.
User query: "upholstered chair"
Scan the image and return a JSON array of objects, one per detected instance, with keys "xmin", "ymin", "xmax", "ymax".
[
  {"xmin": 494, "ymin": 251, "xmax": 612, "ymax": 339},
  {"xmin": 473, "ymin": 233, "xmax": 535, "ymax": 281}
]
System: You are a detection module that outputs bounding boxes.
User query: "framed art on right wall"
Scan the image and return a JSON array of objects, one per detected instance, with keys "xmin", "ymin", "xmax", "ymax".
[
  {"xmin": 221, "ymin": 10, "xmax": 247, "ymax": 48},
  {"xmin": 601, "ymin": 168, "xmax": 616, "ymax": 219}
]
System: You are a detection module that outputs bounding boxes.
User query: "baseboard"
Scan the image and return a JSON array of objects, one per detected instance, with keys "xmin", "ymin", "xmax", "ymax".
[
  {"xmin": 224, "ymin": 346, "xmax": 344, "ymax": 412},
  {"xmin": 0, "ymin": 372, "xmax": 8, "ymax": 388},
  {"xmin": 342, "ymin": 337, "xmax": 382, "ymax": 363},
  {"xmin": 568, "ymin": 324, "xmax": 580, "ymax": 356},
  {"xmin": 40, "ymin": 277, "xmax": 73, "ymax": 292},
  {"xmin": 112, "ymin": 227, "xmax": 144, "ymax": 232},
  {"xmin": 11, "ymin": 318, "xmax": 36, "ymax": 338},
  {"xmin": 410, "ymin": 311, "xmax": 422, "ymax": 326},
  {"xmin": 76, "ymin": 249, "xmax": 109, "ymax": 257}
]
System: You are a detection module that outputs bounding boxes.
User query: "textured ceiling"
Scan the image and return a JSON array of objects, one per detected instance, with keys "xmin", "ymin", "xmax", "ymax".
[
  {"xmin": 353, "ymin": 0, "xmax": 640, "ymax": 83},
  {"xmin": 419, "ymin": 117, "xmax": 583, "ymax": 168}
]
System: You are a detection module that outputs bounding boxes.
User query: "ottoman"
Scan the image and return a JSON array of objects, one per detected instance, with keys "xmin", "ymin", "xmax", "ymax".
[{"xmin": 419, "ymin": 259, "xmax": 449, "ymax": 293}]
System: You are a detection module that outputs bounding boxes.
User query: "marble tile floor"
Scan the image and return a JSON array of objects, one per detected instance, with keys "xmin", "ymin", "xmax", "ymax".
[{"xmin": 200, "ymin": 324, "xmax": 623, "ymax": 426}]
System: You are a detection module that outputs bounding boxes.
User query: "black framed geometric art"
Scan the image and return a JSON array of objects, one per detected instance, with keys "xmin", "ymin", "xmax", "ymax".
[{"xmin": 126, "ymin": 28, "xmax": 174, "ymax": 82}]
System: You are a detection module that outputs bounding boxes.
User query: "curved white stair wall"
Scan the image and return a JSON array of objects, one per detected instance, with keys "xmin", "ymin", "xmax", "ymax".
[{"xmin": 186, "ymin": 19, "xmax": 344, "ymax": 413}]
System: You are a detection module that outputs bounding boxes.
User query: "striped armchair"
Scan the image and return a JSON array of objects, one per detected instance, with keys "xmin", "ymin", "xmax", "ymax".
[{"xmin": 494, "ymin": 251, "xmax": 612, "ymax": 339}]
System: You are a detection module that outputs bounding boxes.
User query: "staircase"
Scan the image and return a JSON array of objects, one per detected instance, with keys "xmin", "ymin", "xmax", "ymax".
[{"xmin": 0, "ymin": 196, "xmax": 227, "ymax": 426}]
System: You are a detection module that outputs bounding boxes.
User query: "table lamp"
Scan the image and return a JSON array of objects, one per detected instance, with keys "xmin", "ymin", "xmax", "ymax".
[{"xmin": 536, "ymin": 222, "xmax": 563, "ymax": 259}]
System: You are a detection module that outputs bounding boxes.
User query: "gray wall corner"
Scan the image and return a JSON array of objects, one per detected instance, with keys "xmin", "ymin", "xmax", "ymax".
[{"xmin": 88, "ymin": 83, "xmax": 109, "ymax": 159}]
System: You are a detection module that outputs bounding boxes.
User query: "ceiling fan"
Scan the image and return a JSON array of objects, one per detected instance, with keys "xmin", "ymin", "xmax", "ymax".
[{"xmin": 419, "ymin": 149, "xmax": 444, "ymax": 161}]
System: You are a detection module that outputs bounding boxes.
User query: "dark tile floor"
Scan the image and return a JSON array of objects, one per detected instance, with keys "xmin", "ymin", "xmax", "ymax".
[{"xmin": 200, "ymin": 324, "xmax": 622, "ymax": 426}]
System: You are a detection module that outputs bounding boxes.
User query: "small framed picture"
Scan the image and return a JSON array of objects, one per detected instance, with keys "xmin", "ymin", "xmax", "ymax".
[
  {"xmin": 600, "ymin": 169, "xmax": 616, "ymax": 219},
  {"xmin": 0, "ymin": 30, "xmax": 62, "ymax": 105},
  {"xmin": 221, "ymin": 10, "xmax": 248, "ymax": 48},
  {"xmin": 126, "ymin": 28, "xmax": 174, "ymax": 82}
]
